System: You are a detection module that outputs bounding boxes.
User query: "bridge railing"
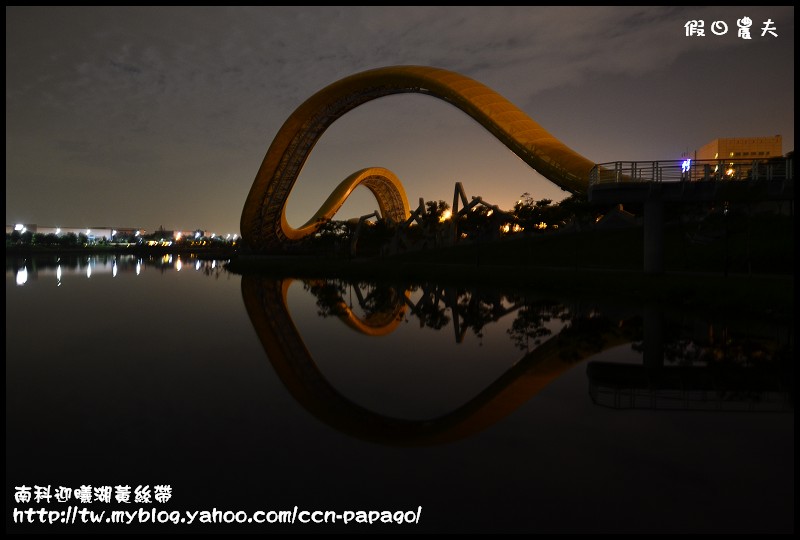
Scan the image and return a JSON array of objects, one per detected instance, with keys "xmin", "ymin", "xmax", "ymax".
[{"xmin": 590, "ymin": 157, "xmax": 793, "ymax": 187}]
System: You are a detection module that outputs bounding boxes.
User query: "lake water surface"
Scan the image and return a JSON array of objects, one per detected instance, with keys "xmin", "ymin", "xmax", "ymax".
[{"xmin": 6, "ymin": 254, "xmax": 794, "ymax": 533}]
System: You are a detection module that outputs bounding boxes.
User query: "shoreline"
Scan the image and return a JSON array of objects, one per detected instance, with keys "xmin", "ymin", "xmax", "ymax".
[
  {"xmin": 6, "ymin": 244, "xmax": 793, "ymax": 319},
  {"xmin": 226, "ymin": 253, "xmax": 793, "ymax": 321},
  {"xmin": 5, "ymin": 244, "xmax": 238, "ymax": 259}
]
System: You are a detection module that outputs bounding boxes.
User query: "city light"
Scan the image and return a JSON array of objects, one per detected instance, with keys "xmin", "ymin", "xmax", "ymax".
[
  {"xmin": 499, "ymin": 223, "xmax": 525, "ymax": 234},
  {"xmin": 15, "ymin": 266, "xmax": 27, "ymax": 286}
]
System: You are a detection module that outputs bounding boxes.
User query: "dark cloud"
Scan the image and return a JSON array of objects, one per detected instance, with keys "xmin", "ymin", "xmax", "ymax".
[{"xmin": 6, "ymin": 6, "xmax": 794, "ymax": 233}]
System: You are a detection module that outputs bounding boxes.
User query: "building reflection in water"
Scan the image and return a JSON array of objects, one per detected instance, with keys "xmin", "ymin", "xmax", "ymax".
[
  {"xmin": 240, "ymin": 274, "xmax": 793, "ymax": 447},
  {"xmin": 587, "ymin": 306, "xmax": 793, "ymax": 411}
]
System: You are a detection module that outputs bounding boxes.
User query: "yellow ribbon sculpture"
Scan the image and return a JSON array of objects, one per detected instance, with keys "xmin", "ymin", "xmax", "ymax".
[{"xmin": 241, "ymin": 65, "xmax": 596, "ymax": 251}]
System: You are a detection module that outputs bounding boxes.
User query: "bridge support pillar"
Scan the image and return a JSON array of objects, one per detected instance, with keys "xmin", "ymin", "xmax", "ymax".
[
  {"xmin": 643, "ymin": 196, "xmax": 664, "ymax": 274},
  {"xmin": 643, "ymin": 305, "xmax": 664, "ymax": 369}
]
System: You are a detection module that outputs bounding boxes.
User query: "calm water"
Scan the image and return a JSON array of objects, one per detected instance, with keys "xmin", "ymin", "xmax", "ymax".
[{"xmin": 6, "ymin": 254, "xmax": 794, "ymax": 533}]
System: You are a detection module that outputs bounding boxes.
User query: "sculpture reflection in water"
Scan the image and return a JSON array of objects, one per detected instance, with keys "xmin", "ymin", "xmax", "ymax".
[
  {"xmin": 13, "ymin": 256, "xmax": 790, "ymax": 421},
  {"xmin": 242, "ymin": 276, "xmax": 793, "ymax": 446},
  {"xmin": 242, "ymin": 275, "xmax": 636, "ymax": 446}
]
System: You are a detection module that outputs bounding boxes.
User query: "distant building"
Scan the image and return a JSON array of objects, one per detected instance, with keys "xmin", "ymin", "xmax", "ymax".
[
  {"xmin": 6, "ymin": 224, "xmax": 231, "ymax": 243},
  {"xmin": 6, "ymin": 223, "xmax": 37, "ymax": 235},
  {"xmin": 6, "ymin": 224, "xmax": 144, "ymax": 242},
  {"xmin": 695, "ymin": 135, "xmax": 783, "ymax": 161}
]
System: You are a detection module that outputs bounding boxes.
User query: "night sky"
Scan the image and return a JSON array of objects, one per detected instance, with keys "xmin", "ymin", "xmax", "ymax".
[{"xmin": 6, "ymin": 6, "xmax": 794, "ymax": 236}]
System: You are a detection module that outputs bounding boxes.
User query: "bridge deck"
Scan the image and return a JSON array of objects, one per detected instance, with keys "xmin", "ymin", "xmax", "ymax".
[{"xmin": 589, "ymin": 158, "xmax": 793, "ymax": 203}]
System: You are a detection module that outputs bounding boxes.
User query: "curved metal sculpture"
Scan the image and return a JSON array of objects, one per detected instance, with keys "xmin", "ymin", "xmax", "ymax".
[{"xmin": 241, "ymin": 65, "xmax": 596, "ymax": 251}]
